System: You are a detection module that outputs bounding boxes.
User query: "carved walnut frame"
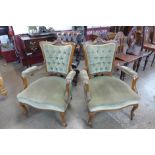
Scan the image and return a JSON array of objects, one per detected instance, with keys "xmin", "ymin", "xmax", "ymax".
[
  {"xmin": 82, "ymin": 41, "xmax": 139, "ymax": 127},
  {"xmin": 0, "ymin": 76, "xmax": 7, "ymax": 96},
  {"xmin": 19, "ymin": 41, "xmax": 75, "ymax": 127}
]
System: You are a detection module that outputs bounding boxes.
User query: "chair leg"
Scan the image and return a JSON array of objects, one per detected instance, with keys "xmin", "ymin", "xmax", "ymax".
[
  {"xmin": 88, "ymin": 112, "xmax": 95, "ymax": 127},
  {"xmin": 151, "ymin": 53, "xmax": 155, "ymax": 67},
  {"xmin": 136, "ymin": 57, "xmax": 142, "ymax": 72},
  {"xmin": 143, "ymin": 55, "xmax": 149, "ymax": 71},
  {"xmin": 0, "ymin": 77, "xmax": 7, "ymax": 96},
  {"xmin": 19, "ymin": 103, "xmax": 28, "ymax": 115},
  {"xmin": 130, "ymin": 104, "xmax": 138, "ymax": 120},
  {"xmin": 60, "ymin": 112, "xmax": 67, "ymax": 127},
  {"xmin": 133, "ymin": 59, "xmax": 138, "ymax": 71}
]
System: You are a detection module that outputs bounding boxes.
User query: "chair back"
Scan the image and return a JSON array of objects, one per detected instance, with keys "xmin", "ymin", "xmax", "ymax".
[
  {"xmin": 114, "ymin": 31, "xmax": 125, "ymax": 54},
  {"xmin": 144, "ymin": 26, "xmax": 153, "ymax": 44},
  {"xmin": 83, "ymin": 42, "xmax": 116, "ymax": 77},
  {"xmin": 40, "ymin": 40, "xmax": 75, "ymax": 76},
  {"xmin": 13, "ymin": 35, "xmax": 26, "ymax": 58}
]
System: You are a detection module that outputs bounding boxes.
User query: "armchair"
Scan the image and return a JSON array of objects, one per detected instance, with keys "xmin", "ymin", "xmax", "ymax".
[
  {"xmin": 81, "ymin": 42, "xmax": 139, "ymax": 127},
  {"xmin": 0, "ymin": 75, "xmax": 7, "ymax": 96},
  {"xmin": 141, "ymin": 26, "xmax": 155, "ymax": 69},
  {"xmin": 114, "ymin": 31, "xmax": 142, "ymax": 73},
  {"xmin": 17, "ymin": 40, "xmax": 76, "ymax": 127}
]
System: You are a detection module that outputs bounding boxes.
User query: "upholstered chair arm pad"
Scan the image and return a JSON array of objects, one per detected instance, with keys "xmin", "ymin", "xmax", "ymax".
[
  {"xmin": 118, "ymin": 66, "xmax": 139, "ymax": 92},
  {"xmin": 80, "ymin": 70, "xmax": 89, "ymax": 84},
  {"xmin": 22, "ymin": 64, "xmax": 46, "ymax": 78},
  {"xmin": 64, "ymin": 70, "xmax": 76, "ymax": 103},
  {"xmin": 66, "ymin": 70, "xmax": 76, "ymax": 83},
  {"xmin": 118, "ymin": 66, "xmax": 138, "ymax": 79},
  {"xmin": 80, "ymin": 70, "xmax": 91, "ymax": 102}
]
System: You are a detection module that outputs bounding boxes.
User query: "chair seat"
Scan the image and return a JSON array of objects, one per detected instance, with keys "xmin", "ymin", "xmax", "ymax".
[
  {"xmin": 88, "ymin": 76, "xmax": 139, "ymax": 112},
  {"xmin": 17, "ymin": 76, "xmax": 68, "ymax": 112}
]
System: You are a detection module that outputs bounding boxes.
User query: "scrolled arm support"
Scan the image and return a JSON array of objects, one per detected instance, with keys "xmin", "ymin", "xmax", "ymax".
[
  {"xmin": 118, "ymin": 66, "xmax": 139, "ymax": 93},
  {"xmin": 80, "ymin": 70, "xmax": 91, "ymax": 102},
  {"xmin": 21, "ymin": 64, "xmax": 46, "ymax": 89}
]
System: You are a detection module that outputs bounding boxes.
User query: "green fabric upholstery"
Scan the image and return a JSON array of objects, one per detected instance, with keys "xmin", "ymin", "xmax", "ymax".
[
  {"xmin": 88, "ymin": 76, "xmax": 139, "ymax": 112},
  {"xmin": 17, "ymin": 76, "xmax": 70, "ymax": 112},
  {"xmin": 86, "ymin": 43, "xmax": 116, "ymax": 74},
  {"xmin": 41, "ymin": 43, "xmax": 72, "ymax": 75}
]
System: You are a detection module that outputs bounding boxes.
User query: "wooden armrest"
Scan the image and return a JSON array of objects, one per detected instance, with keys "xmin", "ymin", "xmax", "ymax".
[
  {"xmin": 118, "ymin": 66, "xmax": 139, "ymax": 93},
  {"xmin": 65, "ymin": 70, "xmax": 76, "ymax": 103},
  {"xmin": 118, "ymin": 66, "xmax": 138, "ymax": 79},
  {"xmin": 21, "ymin": 64, "xmax": 46, "ymax": 89},
  {"xmin": 66, "ymin": 70, "xmax": 76, "ymax": 83},
  {"xmin": 80, "ymin": 70, "xmax": 91, "ymax": 102},
  {"xmin": 80, "ymin": 70, "xmax": 89, "ymax": 84},
  {"xmin": 22, "ymin": 64, "xmax": 46, "ymax": 78}
]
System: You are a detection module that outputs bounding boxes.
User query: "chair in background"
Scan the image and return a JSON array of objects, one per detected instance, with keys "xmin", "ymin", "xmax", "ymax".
[
  {"xmin": 126, "ymin": 27, "xmax": 153, "ymax": 71},
  {"xmin": 141, "ymin": 26, "xmax": 155, "ymax": 69},
  {"xmin": 17, "ymin": 40, "xmax": 76, "ymax": 126},
  {"xmin": 114, "ymin": 31, "xmax": 125, "ymax": 54},
  {"xmin": 114, "ymin": 31, "xmax": 142, "ymax": 72},
  {"xmin": 0, "ymin": 75, "xmax": 7, "ymax": 96},
  {"xmin": 135, "ymin": 26, "xmax": 143, "ymax": 45},
  {"xmin": 81, "ymin": 41, "xmax": 139, "ymax": 127}
]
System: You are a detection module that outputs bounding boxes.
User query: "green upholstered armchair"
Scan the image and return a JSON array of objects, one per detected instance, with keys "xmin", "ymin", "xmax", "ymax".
[
  {"xmin": 17, "ymin": 40, "xmax": 76, "ymax": 127},
  {"xmin": 81, "ymin": 42, "xmax": 139, "ymax": 126},
  {"xmin": 0, "ymin": 75, "xmax": 7, "ymax": 96}
]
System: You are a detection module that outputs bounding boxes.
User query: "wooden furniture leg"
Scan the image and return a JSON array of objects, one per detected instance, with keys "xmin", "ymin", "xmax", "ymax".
[
  {"xmin": 133, "ymin": 60, "xmax": 138, "ymax": 71},
  {"xmin": 131, "ymin": 104, "xmax": 138, "ymax": 120},
  {"xmin": 136, "ymin": 57, "xmax": 142, "ymax": 72},
  {"xmin": 19, "ymin": 103, "xmax": 28, "ymax": 115},
  {"xmin": 120, "ymin": 63, "xmax": 129, "ymax": 80},
  {"xmin": 151, "ymin": 53, "xmax": 155, "ymax": 66},
  {"xmin": 143, "ymin": 54, "xmax": 150, "ymax": 71},
  {"xmin": 88, "ymin": 112, "xmax": 95, "ymax": 127},
  {"xmin": 0, "ymin": 77, "xmax": 7, "ymax": 96},
  {"xmin": 60, "ymin": 112, "xmax": 67, "ymax": 127}
]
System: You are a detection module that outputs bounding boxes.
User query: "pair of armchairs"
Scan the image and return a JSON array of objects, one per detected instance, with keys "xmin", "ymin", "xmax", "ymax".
[
  {"xmin": 17, "ymin": 40, "xmax": 139, "ymax": 127},
  {"xmin": 0, "ymin": 75, "xmax": 7, "ymax": 96}
]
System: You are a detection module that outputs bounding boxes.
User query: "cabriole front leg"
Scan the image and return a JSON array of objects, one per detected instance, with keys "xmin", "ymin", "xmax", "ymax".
[
  {"xmin": 136, "ymin": 57, "xmax": 142, "ymax": 72},
  {"xmin": 60, "ymin": 112, "xmax": 67, "ymax": 127},
  {"xmin": 88, "ymin": 112, "xmax": 95, "ymax": 127},
  {"xmin": 19, "ymin": 103, "xmax": 28, "ymax": 115}
]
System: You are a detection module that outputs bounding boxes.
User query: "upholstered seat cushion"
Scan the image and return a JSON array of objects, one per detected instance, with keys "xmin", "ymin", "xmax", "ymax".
[
  {"xmin": 17, "ymin": 76, "xmax": 68, "ymax": 112},
  {"xmin": 88, "ymin": 76, "xmax": 139, "ymax": 112}
]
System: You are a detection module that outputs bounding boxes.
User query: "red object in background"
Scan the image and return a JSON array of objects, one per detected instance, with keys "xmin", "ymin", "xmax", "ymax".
[
  {"xmin": 1, "ymin": 49, "xmax": 17, "ymax": 62},
  {"xmin": 14, "ymin": 34, "xmax": 57, "ymax": 67}
]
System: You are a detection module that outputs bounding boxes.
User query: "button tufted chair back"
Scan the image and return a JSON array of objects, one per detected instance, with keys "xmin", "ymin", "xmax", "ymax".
[
  {"xmin": 40, "ymin": 41, "xmax": 74, "ymax": 76},
  {"xmin": 84, "ymin": 43, "xmax": 116, "ymax": 76}
]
